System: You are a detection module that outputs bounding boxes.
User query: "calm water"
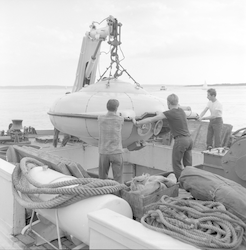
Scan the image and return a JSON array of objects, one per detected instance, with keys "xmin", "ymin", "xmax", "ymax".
[{"xmin": 0, "ymin": 85, "xmax": 245, "ymax": 132}]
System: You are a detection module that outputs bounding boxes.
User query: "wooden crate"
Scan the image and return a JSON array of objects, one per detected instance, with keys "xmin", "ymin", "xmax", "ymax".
[{"xmin": 121, "ymin": 180, "xmax": 179, "ymax": 220}]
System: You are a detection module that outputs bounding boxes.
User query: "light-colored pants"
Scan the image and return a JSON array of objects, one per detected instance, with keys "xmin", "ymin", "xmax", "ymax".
[
  {"xmin": 99, "ymin": 153, "xmax": 123, "ymax": 183},
  {"xmin": 207, "ymin": 117, "xmax": 223, "ymax": 148},
  {"xmin": 172, "ymin": 136, "xmax": 193, "ymax": 180}
]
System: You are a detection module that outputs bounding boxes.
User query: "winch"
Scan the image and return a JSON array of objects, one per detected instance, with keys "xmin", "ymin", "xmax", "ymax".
[
  {"xmin": 198, "ymin": 134, "xmax": 246, "ymax": 188},
  {"xmin": 222, "ymin": 136, "xmax": 246, "ymax": 188}
]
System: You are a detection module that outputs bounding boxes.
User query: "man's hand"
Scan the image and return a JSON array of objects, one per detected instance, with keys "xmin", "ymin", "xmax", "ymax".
[{"xmin": 132, "ymin": 117, "xmax": 141, "ymax": 127}]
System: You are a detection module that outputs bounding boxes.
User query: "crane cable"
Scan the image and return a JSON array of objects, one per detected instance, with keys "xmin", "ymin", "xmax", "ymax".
[
  {"xmin": 141, "ymin": 195, "xmax": 246, "ymax": 250},
  {"xmin": 12, "ymin": 157, "xmax": 126, "ymax": 209}
]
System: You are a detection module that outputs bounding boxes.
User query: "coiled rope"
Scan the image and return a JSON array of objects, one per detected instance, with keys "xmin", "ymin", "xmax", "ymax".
[
  {"xmin": 141, "ymin": 195, "xmax": 246, "ymax": 249},
  {"xmin": 12, "ymin": 157, "xmax": 126, "ymax": 209}
]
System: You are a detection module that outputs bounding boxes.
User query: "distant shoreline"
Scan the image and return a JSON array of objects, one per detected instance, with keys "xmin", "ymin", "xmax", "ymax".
[
  {"xmin": 143, "ymin": 83, "xmax": 246, "ymax": 88},
  {"xmin": 0, "ymin": 83, "xmax": 245, "ymax": 89},
  {"xmin": 184, "ymin": 83, "xmax": 246, "ymax": 87},
  {"xmin": 0, "ymin": 85, "xmax": 73, "ymax": 89}
]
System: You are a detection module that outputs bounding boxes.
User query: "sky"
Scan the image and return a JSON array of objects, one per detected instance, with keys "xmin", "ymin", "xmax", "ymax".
[{"xmin": 1, "ymin": 0, "xmax": 245, "ymax": 86}]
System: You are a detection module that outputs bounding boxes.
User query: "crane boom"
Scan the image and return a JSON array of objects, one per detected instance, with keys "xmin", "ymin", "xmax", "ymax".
[{"xmin": 72, "ymin": 16, "xmax": 122, "ymax": 92}]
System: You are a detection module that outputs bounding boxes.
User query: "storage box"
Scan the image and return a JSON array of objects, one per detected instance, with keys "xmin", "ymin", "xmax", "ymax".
[
  {"xmin": 194, "ymin": 148, "xmax": 228, "ymax": 177},
  {"xmin": 120, "ymin": 172, "xmax": 179, "ymax": 220}
]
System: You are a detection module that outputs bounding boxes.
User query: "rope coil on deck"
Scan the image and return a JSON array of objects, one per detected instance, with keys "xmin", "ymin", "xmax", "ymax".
[
  {"xmin": 12, "ymin": 157, "xmax": 126, "ymax": 209},
  {"xmin": 141, "ymin": 195, "xmax": 246, "ymax": 250}
]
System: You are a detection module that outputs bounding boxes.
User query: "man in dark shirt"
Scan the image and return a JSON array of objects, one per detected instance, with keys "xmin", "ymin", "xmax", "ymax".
[{"xmin": 133, "ymin": 94, "xmax": 193, "ymax": 180}]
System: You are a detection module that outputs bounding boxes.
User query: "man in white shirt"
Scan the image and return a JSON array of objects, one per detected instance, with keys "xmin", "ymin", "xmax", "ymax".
[{"xmin": 199, "ymin": 88, "xmax": 223, "ymax": 149}]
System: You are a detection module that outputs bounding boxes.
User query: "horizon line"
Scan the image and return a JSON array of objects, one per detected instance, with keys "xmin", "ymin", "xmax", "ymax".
[{"xmin": 0, "ymin": 83, "xmax": 246, "ymax": 88}]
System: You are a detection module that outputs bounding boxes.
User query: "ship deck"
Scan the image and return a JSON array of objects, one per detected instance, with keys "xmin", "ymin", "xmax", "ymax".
[
  {"xmin": 1, "ymin": 132, "xmax": 193, "ymax": 249},
  {"xmin": 2, "ymin": 189, "xmax": 191, "ymax": 250}
]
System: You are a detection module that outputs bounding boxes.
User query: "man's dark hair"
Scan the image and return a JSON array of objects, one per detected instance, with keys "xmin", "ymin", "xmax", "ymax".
[
  {"xmin": 207, "ymin": 88, "xmax": 217, "ymax": 97},
  {"xmin": 107, "ymin": 99, "xmax": 119, "ymax": 111},
  {"xmin": 167, "ymin": 94, "xmax": 179, "ymax": 105}
]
